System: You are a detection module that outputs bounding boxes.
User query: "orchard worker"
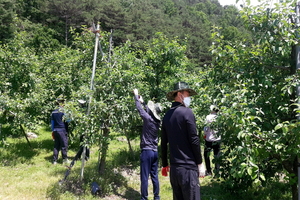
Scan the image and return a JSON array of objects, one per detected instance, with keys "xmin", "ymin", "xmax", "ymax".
[
  {"xmin": 133, "ymin": 88, "xmax": 162, "ymax": 200},
  {"xmin": 51, "ymin": 97, "xmax": 70, "ymax": 165},
  {"xmin": 203, "ymin": 105, "xmax": 221, "ymax": 176},
  {"xmin": 161, "ymin": 81, "xmax": 205, "ymax": 200}
]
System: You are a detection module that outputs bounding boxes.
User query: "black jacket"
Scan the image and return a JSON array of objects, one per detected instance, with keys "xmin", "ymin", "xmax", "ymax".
[{"xmin": 161, "ymin": 102, "xmax": 202, "ymax": 170}]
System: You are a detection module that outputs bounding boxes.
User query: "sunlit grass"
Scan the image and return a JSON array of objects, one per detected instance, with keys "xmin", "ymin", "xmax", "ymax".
[{"xmin": 0, "ymin": 126, "xmax": 292, "ymax": 200}]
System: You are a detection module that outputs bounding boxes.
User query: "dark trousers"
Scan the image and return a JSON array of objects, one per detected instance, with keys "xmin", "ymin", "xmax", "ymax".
[
  {"xmin": 140, "ymin": 150, "xmax": 160, "ymax": 200},
  {"xmin": 204, "ymin": 140, "xmax": 221, "ymax": 173},
  {"xmin": 170, "ymin": 166, "xmax": 200, "ymax": 200},
  {"xmin": 53, "ymin": 130, "xmax": 68, "ymax": 162}
]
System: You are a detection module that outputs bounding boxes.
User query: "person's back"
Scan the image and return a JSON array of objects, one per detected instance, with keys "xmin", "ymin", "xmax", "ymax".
[
  {"xmin": 204, "ymin": 112, "xmax": 221, "ymax": 142},
  {"xmin": 138, "ymin": 103, "xmax": 160, "ymax": 151},
  {"xmin": 204, "ymin": 105, "xmax": 221, "ymax": 176},
  {"xmin": 51, "ymin": 98, "xmax": 69, "ymax": 165},
  {"xmin": 161, "ymin": 82, "xmax": 204, "ymax": 200},
  {"xmin": 133, "ymin": 89, "xmax": 161, "ymax": 200},
  {"xmin": 162, "ymin": 102, "xmax": 199, "ymax": 169},
  {"xmin": 51, "ymin": 108, "xmax": 65, "ymax": 130}
]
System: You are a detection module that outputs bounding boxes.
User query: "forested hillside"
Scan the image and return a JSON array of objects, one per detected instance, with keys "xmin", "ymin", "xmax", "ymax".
[{"xmin": 1, "ymin": 0, "xmax": 250, "ymax": 65}]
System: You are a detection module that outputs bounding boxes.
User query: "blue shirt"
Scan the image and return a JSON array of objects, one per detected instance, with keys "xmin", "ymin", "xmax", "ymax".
[{"xmin": 134, "ymin": 95, "xmax": 160, "ymax": 151}]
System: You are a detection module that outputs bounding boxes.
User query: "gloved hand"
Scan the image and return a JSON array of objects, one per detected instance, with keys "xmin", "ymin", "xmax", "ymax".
[
  {"xmin": 133, "ymin": 88, "xmax": 138, "ymax": 96},
  {"xmin": 198, "ymin": 164, "xmax": 206, "ymax": 178},
  {"xmin": 139, "ymin": 95, "xmax": 144, "ymax": 103},
  {"xmin": 162, "ymin": 166, "xmax": 169, "ymax": 177},
  {"xmin": 52, "ymin": 131, "xmax": 55, "ymax": 141}
]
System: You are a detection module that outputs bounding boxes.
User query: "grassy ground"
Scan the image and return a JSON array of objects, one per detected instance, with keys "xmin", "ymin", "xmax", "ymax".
[{"xmin": 0, "ymin": 126, "xmax": 292, "ymax": 200}]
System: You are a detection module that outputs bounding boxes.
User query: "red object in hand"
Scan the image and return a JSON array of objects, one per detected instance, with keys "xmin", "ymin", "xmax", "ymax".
[
  {"xmin": 203, "ymin": 135, "xmax": 206, "ymax": 139},
  {"xmin": 162, "ymin": 166, "xmax": 170, "ymax": 177},
  {"xmin": 52, "ymin": 132, "xmax": 55, "ymax": 140}
]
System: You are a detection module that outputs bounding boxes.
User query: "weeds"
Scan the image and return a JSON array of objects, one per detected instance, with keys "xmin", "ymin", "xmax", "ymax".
[{"xmin": 0, "ymin": 126, "xmax": 292, "ymax": 200}]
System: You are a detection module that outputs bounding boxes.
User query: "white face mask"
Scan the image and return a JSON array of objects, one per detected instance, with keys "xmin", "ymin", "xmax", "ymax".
[{"xmin": 183, "ymin": 96, "xmax": 191, "ymax": 107}]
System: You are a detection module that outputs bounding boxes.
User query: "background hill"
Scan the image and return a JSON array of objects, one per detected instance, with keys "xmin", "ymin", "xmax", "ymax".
[{"xmin": 1, "ymin": 0, "xmax": 251, "ymax": 65}]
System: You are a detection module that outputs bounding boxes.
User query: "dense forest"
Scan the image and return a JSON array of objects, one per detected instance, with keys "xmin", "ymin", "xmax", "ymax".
[
  {"xmin": 1, "ymin": 0, "xmax": 299, "ymax": 199},
  {"xmin": 1, "ymin": 0, "xmax": 250, "ymax": 65}
]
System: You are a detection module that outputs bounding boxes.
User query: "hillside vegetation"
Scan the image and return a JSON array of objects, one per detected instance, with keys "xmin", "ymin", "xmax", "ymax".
[{"xmin": 1, "ymin": 0, "xmax": 250, "ymax": 65}]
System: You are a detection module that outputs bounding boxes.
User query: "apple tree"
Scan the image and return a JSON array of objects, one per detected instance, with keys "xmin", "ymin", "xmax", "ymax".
[{"xmin": 209, "ymin": 1, "xmax": 299, "ymax": 199}]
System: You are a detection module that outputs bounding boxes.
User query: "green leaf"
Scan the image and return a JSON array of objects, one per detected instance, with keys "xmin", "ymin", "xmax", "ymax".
[
  {"xmin": 274, "ymin": 123, "xmax": 283, "ymax": 131},
  {"xmin": 260, "ymin": 174, "xmax": 266, "ymax": 181}
]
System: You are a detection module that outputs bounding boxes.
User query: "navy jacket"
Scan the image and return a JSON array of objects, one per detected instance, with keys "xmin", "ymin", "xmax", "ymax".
[
  {"xmin": 134, "ymin": 95, "xmax": 160, "ymax": 151},
  {"xmin": 51, "ymin": 107, "xmax": 66, "ymax": 132},
  {"xmin": 161, "ymin": 102, "xmax": 202, "ymax": 170}
]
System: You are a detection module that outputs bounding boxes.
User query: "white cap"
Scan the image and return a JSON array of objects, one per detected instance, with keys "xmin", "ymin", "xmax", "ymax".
[
  {"xmin": 78, "ymin": 99, "xmax": 86, "ymax": 104},
  {"xmin": 210, "ymin": 105, "xmax": 219, "ymax": 112}
]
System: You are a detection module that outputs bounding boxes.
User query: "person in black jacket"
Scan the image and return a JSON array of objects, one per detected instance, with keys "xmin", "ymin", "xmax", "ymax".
[{"xmin": 161, "ymin": 82, "xmax": 205, "ymax": 200}]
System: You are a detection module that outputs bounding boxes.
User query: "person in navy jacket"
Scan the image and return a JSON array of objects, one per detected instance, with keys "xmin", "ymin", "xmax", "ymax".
[
  {"xmin": 161, "ymin": 82, "xmax": 205, "ymax": 200},
  {"xmin": 51, "ymin": 97, "xmax": 69, "ymax": 165},
  {"xmin": 133, "ymin": 88, "xmax": 162, "ymax": 200}
]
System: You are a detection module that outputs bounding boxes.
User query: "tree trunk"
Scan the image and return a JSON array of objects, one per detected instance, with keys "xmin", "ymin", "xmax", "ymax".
[
  {"xmin": 290, "ymin": 44, "xmax": 298, "ymax": 200},
  {"xmin": 291, "ymin": 157, "xmax": 298, "ymax": 200},
  {"xmin": 292, "ymin": 183, "xmax": 297, "ymax": 200},
  {"xmin": 98, "ymin": 126, "xmax": 110, "ymax": 175},
  {"xmin": 65, "ymin": 15, "xmax": 68, "ymax": 46},
  {"xmin": 20, "ymin": 124, "xmax": 31, "ymax": 148},
  {"xmin": 282, "ymin": 156, "xmax": 298, "ymax": 200},
  {"xmin": 125, "ymin": 129, "xmax": 133, "ymax": 155}
]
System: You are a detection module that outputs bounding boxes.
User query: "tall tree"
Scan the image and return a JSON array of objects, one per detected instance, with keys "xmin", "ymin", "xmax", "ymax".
[
  {"xmin": 0, "ymin": 0, "xmax": 16, "ymax": 42},
  {"xmin": 47, "ymin": 0, "xmax": 86, "ymax": 45},
  {"xmin": 209, "ymin": 1, "xmax": 299, "ymax": 199}
]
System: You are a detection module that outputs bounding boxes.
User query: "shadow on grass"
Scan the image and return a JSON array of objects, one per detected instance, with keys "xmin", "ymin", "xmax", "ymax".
[
  {"xmin": 110, "ymin": 146, "xmax": 140, "ymax": 169},
  {"xmin": 200, "ymin": 177, "xmax": 291, "ymax": 200},
  {"xmin": 46, "ymin": 160, "xmax": 141, "ymax": 200},
  {"xmin": 0, "ymin": 140, "xmax": 40, "ymax": 166},
  {"xmin": 92, "ymin": 147, "xmax": 141, "ymax": 199},
  {"xmin": 0, "ymin": 137, "xmax": 60, "ymax": 166},
  {"xmin": 46, "ymin": 146, "xmax": 142, "ymax": 199},
  {"xmin": 0, "ymin": 130, "xmax": 82, "ymax": 166}
]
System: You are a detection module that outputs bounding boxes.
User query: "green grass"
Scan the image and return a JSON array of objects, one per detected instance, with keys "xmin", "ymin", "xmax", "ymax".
[{"xmin": 0, "ymin": 126, "xmax": 292, "ymax": 200}]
